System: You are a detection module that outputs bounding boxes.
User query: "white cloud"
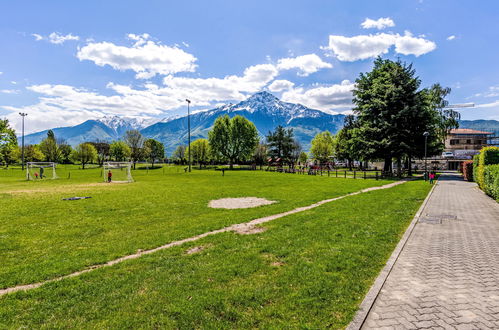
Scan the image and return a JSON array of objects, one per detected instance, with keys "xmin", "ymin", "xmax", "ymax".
[
  {"xmin": 268, "ymin": 80, "xmax": 295, "ymax": 92},
  {"xmin": 394, "ymin": 31, "xmax": 436, "ymax": 56},
  {"xmin": 447, "ymin": 35, "xmax": 456, "ymax": 41},
  {"xmin": 476, "ymin": 100, "xmax": 499, "ymax": 108},
  {"xmin": 32, "ymin": 32, "xmax": 79, "ymax": 44},
  {"xmin": 48, "ymin": 32, "xmax": 79, "ymax": 44},
  {"xmin": 324, "ymin": 32, "xmax": 436, "ymax": 61},
  {"xmin": 2, "ymin": 61, "xmax": 281, "ymax": 132},
  {"xmin": 361, "ymin": 17, "xmax": 395, "ymax": 30},
  {"xmin": 0, "ymin": 89, "xmax": 19, "ymax": 94},
  {"xmin": 276, "ymin": 54, "xmax": 332, "ymax": 76},
  {"xmin": 32, "ymin": 33, "xmax": 43, "ymax": 41},
  {"xmin": 77, "ymin": 34, "xmax": 197, "ymax": 79},
  {"xmin": 281, "ymin": 80, "xmax": 354, "ymax": 111}
]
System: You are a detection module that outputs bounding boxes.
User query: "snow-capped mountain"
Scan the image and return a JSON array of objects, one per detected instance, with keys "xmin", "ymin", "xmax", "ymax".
[
  {"xmin": 97, "ymin": 116, "xmax": 156, "ymax": 135},
  {"xmin": 23, "ymin": 91, "xmax": 346, "ymax": 152},
  {"xmin": 141, "ymin": 91, "xmax": 346, "ymax": 153}
]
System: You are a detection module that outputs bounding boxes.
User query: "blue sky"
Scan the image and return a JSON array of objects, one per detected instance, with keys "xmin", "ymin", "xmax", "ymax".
[{"xmin": 1, "ymin": 0, "xmax": 498, "ymax": 133}]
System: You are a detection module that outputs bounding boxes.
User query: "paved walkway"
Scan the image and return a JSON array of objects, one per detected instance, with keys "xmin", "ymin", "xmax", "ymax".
[{"xmin": 362, "ymin": 174, "xmax": 499, "ymax": 329}]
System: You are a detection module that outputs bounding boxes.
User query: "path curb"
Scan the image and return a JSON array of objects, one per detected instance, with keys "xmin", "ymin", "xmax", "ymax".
[{"xmin": 346, "ymin": 180, "xmax": 438, "ymax": 330}]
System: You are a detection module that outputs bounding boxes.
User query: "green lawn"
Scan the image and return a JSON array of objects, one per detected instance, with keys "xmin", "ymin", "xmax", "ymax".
[
  {"xmin": 0, "ymin": 179, "xmax": 430, "ymax": 328},
  {"xmin": 0, "ymin": 165, "xmax": 392, "ymax": 289}
]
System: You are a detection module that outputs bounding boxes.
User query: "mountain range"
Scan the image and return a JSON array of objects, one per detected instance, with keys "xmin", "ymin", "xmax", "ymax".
[
  {"xmin": 23, "ymin": 92, "xmax": 346, "ymax": 153},
  {"xmin": 22, "ymin": 91, "xmax": 499, "ymax": 153}
]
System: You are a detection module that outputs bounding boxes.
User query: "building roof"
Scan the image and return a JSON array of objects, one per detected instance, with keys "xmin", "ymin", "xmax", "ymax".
[{"xmin": 449, "ymin": 128, "xmax": 492, "ymax": 135}]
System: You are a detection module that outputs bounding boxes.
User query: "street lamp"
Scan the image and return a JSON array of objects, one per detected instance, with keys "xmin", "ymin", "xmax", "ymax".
[
  {"xmin": 19, "ymin": 112, "xmax": 28, "ymax": 170},
  {"xmin": 423, "ymin": 131, "xmax": 429, "ymax": 181},
  {"xmin": 186, "ymin": 99, "xmax": 191, "ymax": 173}
]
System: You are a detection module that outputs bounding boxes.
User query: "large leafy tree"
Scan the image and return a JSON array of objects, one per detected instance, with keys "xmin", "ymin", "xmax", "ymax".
[
  {"xmin": 0, "ymin": 119, "xmax": 18, "ymax": 167},
  {"xmin": 208, "ymin": 115, "xmax": 259, "ymax": 169},
  {"xmin": 124, "ymin": 130, "xmax": 145, "ymax": 169},
  {"xmin": 310, "ymin": 131, "xmax": 336, "ymax": 164},
  {"xmin": 58, "ymin": 143, "xmax": 73, "ymax": 164},
  {"xmin": 143, "ymin": 138, "xmax": 165, "ymax": 168},
  {"xmin": 71, "ymin": 143, "xmax": 97, "ymax": 169},
  {"xmin": 109, "ymin": 141, "xmax": 131, "ymax": 161},
  {"xmin": 352, "ymin": 57, "xmax": 451, "ymax": 174},
  {"xmin": 186, "ymin": 139, "xmax": 210, "ymax": 168}
]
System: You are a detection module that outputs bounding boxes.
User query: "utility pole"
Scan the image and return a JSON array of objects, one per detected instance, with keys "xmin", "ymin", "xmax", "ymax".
[
  {"xmin": 186, "ymin": 99, "xmax": 191, "ymax": 173},
  {"xmin": 19, "ymin": 112, "xmax": 28, "ymax": 170}
]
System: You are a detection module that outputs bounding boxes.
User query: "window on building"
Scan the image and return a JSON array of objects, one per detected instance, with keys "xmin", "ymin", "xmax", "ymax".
[
  {"xmin": 450, "ymin": 139, "xmax": 459, "ymax": 145},
  {"xmin": 466, "ymin": 139, "xmax": 471, "ymax": 144}
]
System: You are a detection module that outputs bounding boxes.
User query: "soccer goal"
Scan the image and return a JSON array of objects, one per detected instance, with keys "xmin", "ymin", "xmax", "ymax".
[
  {"xmin": 103, "ymin": 162, "xmax": 133, "ymax": 183},
  {"xmin": 27, "ymin": 162, "xmax": 58, "ymax": 180}
]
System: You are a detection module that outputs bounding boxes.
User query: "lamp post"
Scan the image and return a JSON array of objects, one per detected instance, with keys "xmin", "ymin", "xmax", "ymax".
[
  {"xmin": 19, "ymin": 112, "xmax": 28, "ymax": 170},
  {"xmin": 186, "ymin": 99, "xmax": 191, "ymax": 173},
  {"xmin": 423, "ymin": 131, "xmax": 429, "ymax": 181}
]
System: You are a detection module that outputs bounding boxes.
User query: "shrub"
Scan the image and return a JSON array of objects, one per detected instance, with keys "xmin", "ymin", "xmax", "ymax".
[
  {"xmin": 483, "ymin": 164, "xmax": 499, "ymax": 201},
  {"xmin": 462, "ymin": 160, "xmax": 473, "ymax": 181},
  {"xmin": 476, "ymin": 147, "xmax": 499, "ymax": 189}
]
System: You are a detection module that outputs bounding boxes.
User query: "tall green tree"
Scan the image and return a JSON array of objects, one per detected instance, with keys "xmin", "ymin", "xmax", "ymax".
[
  {"xmin": 58, "ymin": 143, "xmax": 73, "ymax": 164},
  {"xmin": 124, "ymin": 130, "xmax": 144, "ymax": 169},
  {"xmin": 39, "ymin": 130, "xmax": 61, "ymax": 162},
  {"xmin": 208, "ymin": 115, "xmax": 259, "ymax": 169},
  {"xmin": 173, "ymin": 145, "xmax": 186, "ymax": 165},
  {"xmin": 252, "ymin": 143, "xmax": 268, "ymax": 169},
  {"xmin": 310, "ymin": 131, "xmax": 336, "ymax": 164},
  {"xmin": 335, "ymin": 115, "xmax": 359, "ymax": 170},
  {"xmin": 24, "ymin": 145, "xmax": 44, "ymax": 162},
  {"xmin": 71, "ymin": 143, "xmax": 97, "ymax": 169},
  {"xmin": 266, "ymin": 125, "xmax": 295, "ymax": 166},
  {"xmin": 89, "ymin": 141, "xmax": 110, "ymax": 166},
  {"xmin": 143, "ymin": 139, "xmax": 165, "ymax": 168},
  {"xmin": 109, "ymin": 141, "xmax": 131, "ymax": 161},
  {"xmin": 0, "ymin": 119, "xmax": 18, "ymax": 167},
  {"xmin": 186, "ymin": 139, "xmax": 210, "ymax": 168}
]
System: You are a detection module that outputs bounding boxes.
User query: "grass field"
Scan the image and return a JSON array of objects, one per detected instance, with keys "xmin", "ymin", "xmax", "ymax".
[{"xmin": 0, "ymin": 165, "xmax": 430, "ymax": 328}]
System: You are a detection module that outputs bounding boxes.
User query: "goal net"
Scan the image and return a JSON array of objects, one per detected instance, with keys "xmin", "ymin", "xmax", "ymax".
[
  {"xmin": 27, "ymin": 162, "xmax": 58, "ymax": 180},
  {"xmin": 103, "ymin": 162, "xmax": 133, "ymax": 183}
]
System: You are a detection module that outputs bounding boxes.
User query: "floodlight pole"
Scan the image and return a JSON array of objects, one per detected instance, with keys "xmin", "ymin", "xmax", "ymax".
[
  {"xmin": 19, "ymin": 112, "xmax": 28, "ymax": 170},
  {"xmin": 186, "ymin": 99, "xmax": 191, "ymax": 173},
  {"xmin": 423, "ymin": 131, "xmax": 429, "ymax": 181}
]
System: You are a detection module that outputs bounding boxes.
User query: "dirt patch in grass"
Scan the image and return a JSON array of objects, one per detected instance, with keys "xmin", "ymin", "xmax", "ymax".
[
  {"xmin": 208, "ymin": 197, "xmax": 276, "ymax": 209},
  {"xmin": 185, "ymin": 245, "xmax": 211, "ymax": 255},
  {"xmin": 232, "ymin": 224, "xmax": 267, "ymax": 235},
  {"xmin": 6, "ymin": 182, "xmax": 126, "ymax": 195}
]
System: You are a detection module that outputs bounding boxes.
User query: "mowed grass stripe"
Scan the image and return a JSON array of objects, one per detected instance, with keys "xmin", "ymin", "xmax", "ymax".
[
  {"xmin": 0, "ymin": 167, "xmax": 391, "ymax": 288},
  {"xmin": 0, "ymin": 180, "xmax": 430, "ymax": 329}
]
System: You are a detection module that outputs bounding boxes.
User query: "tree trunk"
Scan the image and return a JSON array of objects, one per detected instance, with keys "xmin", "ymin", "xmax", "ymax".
[
  {"xmin": 396, "ymin": 157, "xmax": 402, "ymax": 177},
  {"xmin": 407, "ymin": 155, "xmax": 412, "ymax": 176},
  {"xmin": 383, "ymin": 157, "xmax": 391, "ymax": 174}
]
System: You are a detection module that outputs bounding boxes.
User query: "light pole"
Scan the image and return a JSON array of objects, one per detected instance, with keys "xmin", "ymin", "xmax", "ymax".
[
  {"xmin": 186, "ymin": 99, "xmax": 191, "ymax": 173},
  {"xmin": 19, "ymin": 112, "xmax": 28, "ymax": 170},
  {"xmin": 423, "ymin": 131, "xmax": 429, "ymax": 181}
]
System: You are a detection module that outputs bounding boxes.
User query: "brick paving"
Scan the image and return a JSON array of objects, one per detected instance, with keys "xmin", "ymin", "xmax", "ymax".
[{"xmin": 362, "ymin": 173, "xmax": 499, "ymax": 329}]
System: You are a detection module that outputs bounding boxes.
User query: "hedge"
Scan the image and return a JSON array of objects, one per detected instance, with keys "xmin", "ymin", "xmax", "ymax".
[
  {"xmin": 476, "ymin": 147, "xmax": 499, "ymax": 189},
  {"xmin": 483, "ymin": 164, "xmax": 499, "ymax": 201},
  {"xmin": 462, "ymin": 160, "xmax": 473, "ymax": 181},
  {"xmin": 473, "ymin": 154, "xmax": 479, "ymax": 183}
]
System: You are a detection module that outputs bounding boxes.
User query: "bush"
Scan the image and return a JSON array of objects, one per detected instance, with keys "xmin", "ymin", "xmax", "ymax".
[
  {"xmin": 472, "ymin": 154, "xmax": 479, "ymax": 183},
  {"xmin": 462, "ymin": 160, "xmax": 473, "ymax": 181},
  {"xmin": 483, "ymin": 164, "xmax": 499, "ymax": 201},
  {"xmin": 476, "ymin": 147, "xmax": 499, "ymax": 189}
]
